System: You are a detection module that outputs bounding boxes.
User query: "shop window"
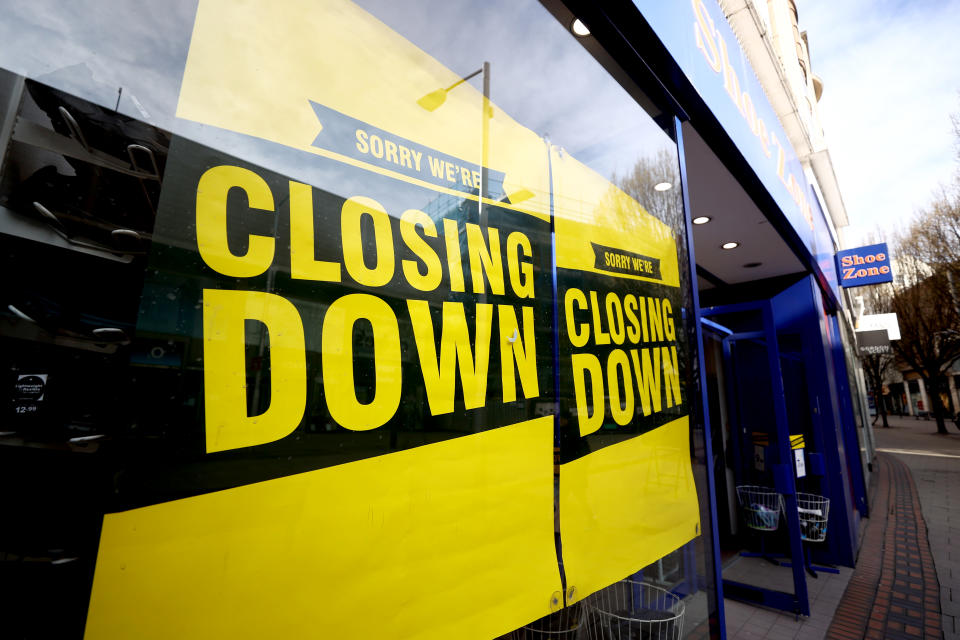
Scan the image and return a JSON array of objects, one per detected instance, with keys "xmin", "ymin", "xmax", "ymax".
[{"xmin": 0, "ymin": 2, "xmax": 717, "ymax": 638}]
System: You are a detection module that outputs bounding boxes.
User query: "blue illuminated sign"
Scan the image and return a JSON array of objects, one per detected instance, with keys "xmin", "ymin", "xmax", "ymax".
[{"xmin": 836, "ymin": 243, "xmax": 893, "ymax": 288}]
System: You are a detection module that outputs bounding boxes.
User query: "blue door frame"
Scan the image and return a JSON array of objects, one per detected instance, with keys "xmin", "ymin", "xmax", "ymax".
[
  {"xmin": 677, "ymin": 119, "xmax": 727, "ymax": 638},
  {"xmin": 771, "ymin": 278, "xmax": 860, "ymax": 568},
  {"xmin": 703, "ymin": 301, "xmax": 811, "ymax": 617},
  {"xmin": 828, "ymin": 314, "xmax": 870, "ymax": 518}
]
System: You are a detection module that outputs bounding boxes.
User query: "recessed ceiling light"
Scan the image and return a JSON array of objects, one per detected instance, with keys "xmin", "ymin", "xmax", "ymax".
[
  {"xmin": 692, "ymin": 216, "xmax": 711, "ymax": 225},
  {"xmin": 571, "ymin": 19, "xmax": 590, "ymax": 37},
  {"xmin": 743, "ymin": 262, "xmax": 762, "ymax": 268},
  {"xmin": 654, "ymin": 182, "xmax": 672, "ymax": 191},
  {"xmin": 721, "ymin": 241, "xmax": 740, "ymax": 250}
]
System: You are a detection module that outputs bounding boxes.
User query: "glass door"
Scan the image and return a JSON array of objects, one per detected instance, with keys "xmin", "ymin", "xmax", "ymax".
[{"xmin": 702, "ymin": 303, "xmax": 810, "ymax": 617}]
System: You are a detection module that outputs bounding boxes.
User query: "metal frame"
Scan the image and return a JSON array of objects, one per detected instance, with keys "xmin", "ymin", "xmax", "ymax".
[
  {"xmin": 793, "ymin": 280, "xmax": 859, "ymax": 567},
  {"xmin": 766, "ymin": 277, "xmax": 859, "ymax": 568},
  {"xmin": 677, "ymin": 118, "xmax": 727, "ymax": 638},
  {"xmin": 828, "ymin": 314, "xmax": 869, "ymax": 517},
  {"xmin": 703, "ymin": 300, "xmax": 811, "ymax": 617}
]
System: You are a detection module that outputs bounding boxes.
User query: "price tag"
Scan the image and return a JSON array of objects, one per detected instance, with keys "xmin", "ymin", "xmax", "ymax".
[
  {"xmin": 794, "ymin": 448, "xmax": 806, "ymax": 478},
  {"xmin": 13, "ymin": 373, "xmax": 47, "ymax": 417}
]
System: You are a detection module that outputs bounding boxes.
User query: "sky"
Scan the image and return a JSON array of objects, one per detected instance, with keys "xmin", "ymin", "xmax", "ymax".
[{"xmin": 801, "ymin": 0, "xmax": 960, "ymax": 247}]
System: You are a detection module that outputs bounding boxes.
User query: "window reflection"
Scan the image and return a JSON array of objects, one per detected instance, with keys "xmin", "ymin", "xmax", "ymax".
[{"xmin": 0, "ymin": 71, "xmax": 169, "ymax": 638}]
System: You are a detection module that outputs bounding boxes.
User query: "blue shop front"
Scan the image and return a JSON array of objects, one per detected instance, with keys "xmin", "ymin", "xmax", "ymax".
[{"xmin": 632, "ymin": 0, "xmax": 872, "ymax": 623}]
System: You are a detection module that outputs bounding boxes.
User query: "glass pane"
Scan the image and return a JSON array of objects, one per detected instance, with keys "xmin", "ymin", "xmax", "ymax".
[{"xmin": 0, "ymin": 1, "xmax": 718, "ymax": 638}]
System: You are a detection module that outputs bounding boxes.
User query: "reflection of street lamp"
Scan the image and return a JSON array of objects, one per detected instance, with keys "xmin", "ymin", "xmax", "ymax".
[
  {"xmin": 419, "ymin": 64, "xmax": 495, "ymax": 437},
  {"xmin": 416, "ymin": 67, "xmax": 484, "ymax": 111},
  {"xmin": 418, "ymin": 62, "xmax": 491, "ymax": 218}
]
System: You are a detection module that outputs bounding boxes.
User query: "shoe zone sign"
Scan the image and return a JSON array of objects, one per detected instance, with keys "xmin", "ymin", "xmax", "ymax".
[{"xmin": 836, "ymin": 243, "xmax": 893, "ymax": 288}]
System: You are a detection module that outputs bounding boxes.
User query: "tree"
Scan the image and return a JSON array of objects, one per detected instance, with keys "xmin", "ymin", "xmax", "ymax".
[
  {"xmin": 861, "ymin": 347, "xmax": 896, "ymax": 428},
  {"xmin": 909, "ymin": 183, "xmax": 960, "ymax": 290},
  {"xmin": 865, "ymin": 103, "xmax": 960, "ymax": 434},
  {"xmin": 889, "ymin": 219, "xmax": 960, "ymax": 434},
  {"xmin": 613, "ymin": 148, "xmax": 685, "ymax": 232},
  {"xmin": 856, "ymin": 278, "xmax": 896, "ymax": 427}
]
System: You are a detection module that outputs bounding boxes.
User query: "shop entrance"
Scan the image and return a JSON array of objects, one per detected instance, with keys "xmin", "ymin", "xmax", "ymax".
[
  {"xmin": 681, "ymin": 118, "xmax": 864, "ymax": 619},
  {"xmin": 702, "ymin": 301, "xmax": 814, "ymax": 617}
]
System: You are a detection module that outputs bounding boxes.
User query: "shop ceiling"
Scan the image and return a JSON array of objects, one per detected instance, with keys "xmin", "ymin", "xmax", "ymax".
[{"xmin": 682, "ymin": 123, "xmax": 805, "ymax": 292}]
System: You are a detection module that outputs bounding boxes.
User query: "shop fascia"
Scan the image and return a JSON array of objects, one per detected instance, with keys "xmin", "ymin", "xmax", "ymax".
[{"xmin": 691, "ymin": 0, "xmax": 815, "ymax": 231}]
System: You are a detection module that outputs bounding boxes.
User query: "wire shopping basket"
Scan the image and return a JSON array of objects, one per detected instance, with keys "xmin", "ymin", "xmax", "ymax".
[
  {"xmin": 582, "ymin": 579, "xmax": 684, "ymax": 640},
  {"xmin": 796, "ymin": 492, "xmax": 830, "ymax": 542},
  {"xmin": 736, "ymin": 485, "xmax": 784, "ymax": 531},
  {"xmin": 510, "ymin": 604, "xmax": 584, "ymax": 639}
]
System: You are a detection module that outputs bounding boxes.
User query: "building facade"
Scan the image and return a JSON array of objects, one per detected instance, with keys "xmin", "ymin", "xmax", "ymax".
[{"xmin": 0, "ymin": 1, "xmax": 872, "ymax": 638}]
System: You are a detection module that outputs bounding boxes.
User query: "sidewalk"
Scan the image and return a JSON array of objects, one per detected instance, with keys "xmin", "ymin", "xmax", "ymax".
[
  {"xmin": 725, "ymin": 413, "xmax": 960, "ymax": 639},
  {"xmin": 824, "ymin": 451, "xmax": 940, "ymax": 639},
  {"xmin": 869, "ymin": 413, "xmax": 960, "ymax": 638}
]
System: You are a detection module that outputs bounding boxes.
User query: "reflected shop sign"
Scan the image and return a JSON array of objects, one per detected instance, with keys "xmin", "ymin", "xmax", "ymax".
[
  {"xmin": 836, "ymin": 243, "xmax": 893, "ymax": 288},
  {"xmin": 856, "ymin": 313, "xmax": 901, "ymax": 340},
  {"xmin": 856, "ymin": 329, "xmax": 891, "ymax": 356}
]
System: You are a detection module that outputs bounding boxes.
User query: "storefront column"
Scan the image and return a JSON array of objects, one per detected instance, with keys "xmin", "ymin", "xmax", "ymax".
[{"xmin": 918, "ymin": 377, "xmax": 930, "ymax": 415}]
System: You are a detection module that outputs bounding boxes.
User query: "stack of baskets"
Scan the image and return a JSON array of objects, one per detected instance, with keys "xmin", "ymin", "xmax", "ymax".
[
  {"xmin": 510, "ymin": 603, "xmax": 584, "ymax": 639},
  {"xmin": 736, "ymin": 485, "xmax": 784, "ymax": 531},
  {"xmin": 735, "ymin": 485, "xmax": 830, "ymax": 542},
  {"xmin": 582, "ymin": 580, "xmax": 684, "ymax": 640},
  {"xmin": 512, "ymin": 580, "xmax": 684, "ymax": 640},
  {"xmin": 796, "ymin": 492, "xmax": 830, "ymax": 542}
]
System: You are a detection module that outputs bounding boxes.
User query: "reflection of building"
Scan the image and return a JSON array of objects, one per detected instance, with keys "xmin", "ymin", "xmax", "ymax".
[
  {"xmin": 0, "ymin": 1, "xmax": 872, "ymax": 638},
  {"xmin": 421, "ymin": 188, "xmax": 475, "ymax": 223}
]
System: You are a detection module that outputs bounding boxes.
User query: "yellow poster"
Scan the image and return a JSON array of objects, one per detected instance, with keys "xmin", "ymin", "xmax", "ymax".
[
  {"xmin": 87, "ymin": 130, "xmax": 559, "ymax": 636},
  {"xmin": 551, "ymin": 148, "xmax": 700, "ymax": 603},
  {"xmin": 85, "ymin": 418, "xmax": 560, "ymax": 640},
  {"xmin": 86, "ymin": 0, "xmax": 563, "ymax": 635}
]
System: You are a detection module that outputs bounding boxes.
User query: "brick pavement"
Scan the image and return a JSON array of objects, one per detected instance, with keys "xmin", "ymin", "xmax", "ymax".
[
  {"xmin": 826, "ymin": 452, "xmax": 942, "ymax": 639},
  {"xmin": 872, "ymin": 414, "xmax": 960, "ymax": 639},
  {"xmin": 823, "ymin": 410, "xmax": 960, "ymax": 640},
  {"xmin": 823, "ymin": 451, "xmax": 890, "ymax": 640}
]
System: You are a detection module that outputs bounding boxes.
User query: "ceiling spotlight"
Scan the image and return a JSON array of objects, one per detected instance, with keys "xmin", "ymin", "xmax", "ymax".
[
  {"xmin": 721, "ymin": 241, "xmax": 740, "ymax": 250},
  {"xmin": 743, "ymin": 262, "xmax": 762, "ymax": 268},
  {"xmin": 654, "ymin": 182, "xmax": 672, "ymax": 191},
  {"xmin": 571, "ymin": 19, "xmax": 590, "ymax": 37},
  {"xmin": 692, "ymin": 216, "xmax": 711, "ymax": 225}
]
